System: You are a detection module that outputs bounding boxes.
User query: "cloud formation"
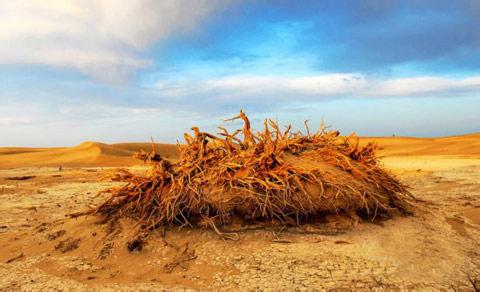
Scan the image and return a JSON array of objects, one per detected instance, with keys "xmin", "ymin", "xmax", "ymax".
[
  {"xmin": 0, "ymin": 0, "xmax": 231, "ymax": 82},
  {"xmin": 154, "ymin": 74, "xmax": 480, "ymax": 100},
  {"xmin": 2, "ymin": 72, "xmax": 480, "ymax": 146},
  {"xmin": 155, "ymin": 74, "xmax": 367, "ymax": 98}
]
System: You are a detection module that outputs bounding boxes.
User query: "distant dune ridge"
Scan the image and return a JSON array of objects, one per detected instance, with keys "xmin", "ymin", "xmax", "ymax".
[
  {"xmin": 362, "ymin": 133, "xmax": 480, "ymax": 157},
  {"xmin": 0, "ymin": 142, "xmax": 179, "ymax": 168},
  {"xmin": 0, "ymin": 133, "xmax": 478, "ymax": 168}
]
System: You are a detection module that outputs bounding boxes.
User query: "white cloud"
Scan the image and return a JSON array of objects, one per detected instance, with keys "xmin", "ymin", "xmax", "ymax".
[
  {"xmin": 287, "ymin": 74, "xmax": 367, "ymax": 94},
  {"xmin": 366, "ymin": 76, "xmax": 480, "ymax": 96},
  {"xmin": 367, "ymin": 77, "xmax": 452, "ymax": 96},
  {"xmin": 155, "ymin": 74, "xmax": 367, "ymax": 98},
  {"xmin": 0, "ymin": 0, "xmax": 231, "ymax": 82},
  {"xmin": 154, "ymin": 74, "xmax": 480, "ymax": 99}
]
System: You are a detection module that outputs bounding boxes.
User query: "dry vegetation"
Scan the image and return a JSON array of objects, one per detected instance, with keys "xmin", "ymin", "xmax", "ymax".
[{"xmin": 92, "ymin": 111, "xmax": 413, "ymax": 236}]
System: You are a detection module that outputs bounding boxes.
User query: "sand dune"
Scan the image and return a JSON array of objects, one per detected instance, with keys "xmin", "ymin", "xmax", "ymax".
[
  {"xmin": 360, "ymin": 133, "xmax": 480, "ymax": 157},
  {"xmin": 0, "ymin": 142, "xmax": 179, "ymax": 168},
  {"xmin": 0, "ymin": 133, "xmax": 478, "ymax": 168}
]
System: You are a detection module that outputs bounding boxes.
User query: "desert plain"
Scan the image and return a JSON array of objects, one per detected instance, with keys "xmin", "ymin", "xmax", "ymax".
[{"xmin": 1, "ymin": 134, "xmax": 480, "ymax": 290}]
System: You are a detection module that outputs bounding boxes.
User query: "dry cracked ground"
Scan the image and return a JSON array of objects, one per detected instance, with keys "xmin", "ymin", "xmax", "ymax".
[{"xmin": 0, "ymin": 157, "xmax": 480, "ymax": 290}]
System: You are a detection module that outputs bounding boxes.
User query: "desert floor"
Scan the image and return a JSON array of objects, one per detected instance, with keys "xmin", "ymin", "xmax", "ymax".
[{"xmin": 1, "ymin": 136, "xmax": 480, "ymax": 290}]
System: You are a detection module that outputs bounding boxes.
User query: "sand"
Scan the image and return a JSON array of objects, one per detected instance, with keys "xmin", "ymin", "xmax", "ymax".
[
  {"xmin": 0, "ymin": 142, "xmax": 179, "ymax": 169},
  {"xmin": 0, "ymin": 134, "xmax": 479, "ymax": 290}
]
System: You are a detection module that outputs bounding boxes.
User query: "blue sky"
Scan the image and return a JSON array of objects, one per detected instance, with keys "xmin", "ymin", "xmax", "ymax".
[{"xmin": 1, "ymin": 0, "xmax": 479, "ymax": 146}]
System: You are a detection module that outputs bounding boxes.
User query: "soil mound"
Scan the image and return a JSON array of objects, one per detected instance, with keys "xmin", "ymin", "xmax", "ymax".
[{"xmin": 94, "ymin": 111, "xmax": 413, "ymax": 232}]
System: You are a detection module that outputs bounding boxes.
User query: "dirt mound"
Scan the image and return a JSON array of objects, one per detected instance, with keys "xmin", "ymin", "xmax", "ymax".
[{"xmin": 93, "ymin": 111, "xmax": 413, "ymax": 236}]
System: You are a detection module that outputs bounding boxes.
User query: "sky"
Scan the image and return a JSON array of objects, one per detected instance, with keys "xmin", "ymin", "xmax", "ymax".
[{"xmin": 1, "ymin": 0, "xmax": 480, "ymax": 146}]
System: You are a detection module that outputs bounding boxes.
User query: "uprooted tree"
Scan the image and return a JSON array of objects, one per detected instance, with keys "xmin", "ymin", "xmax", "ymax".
[{"xmin": 93, "ymin": 110, "xmax": 414, "ymax": 234}]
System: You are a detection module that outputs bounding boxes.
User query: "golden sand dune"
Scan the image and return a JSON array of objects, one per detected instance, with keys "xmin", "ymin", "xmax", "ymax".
[
  {"xmin": 361, "ymin": 133, "xmax": 480, "ymax": 157},
  {"xmin": 0, "ymin": 142, "xmax": 179, "ymax": 168},
  {"xmin": 0, "ymin": 133, "xmax": 478, "ymax": 168}
]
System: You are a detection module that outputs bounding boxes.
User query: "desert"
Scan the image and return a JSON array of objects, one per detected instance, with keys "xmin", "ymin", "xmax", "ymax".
[
  {"xmin": 1, "ymin": 130, "xmax": 479, "ymax": 290},
  {"xmin": 2, "ymin": 1, "xmax": 480, "ymax": 290}
]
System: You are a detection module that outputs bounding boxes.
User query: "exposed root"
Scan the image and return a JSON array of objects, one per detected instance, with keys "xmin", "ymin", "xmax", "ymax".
[
  {"xmin": 208, "ymin": 220, "xmax": 240, "ymax": 241},
  {"xmin": 93, "ymin": 110, "xmax": 414, "ymax": 238},
  {"xmin": 164, "ymin": 243, "xmax": 197, "ymax": 273}
]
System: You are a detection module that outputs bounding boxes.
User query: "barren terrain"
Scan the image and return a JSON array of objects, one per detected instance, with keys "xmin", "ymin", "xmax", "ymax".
[{"xmin": 1, "ymin": 134, "xmax": 480, "ymax": 290}]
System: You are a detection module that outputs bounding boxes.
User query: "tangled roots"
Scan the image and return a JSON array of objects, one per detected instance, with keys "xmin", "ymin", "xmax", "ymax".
[{"xmin": 95, "ymin": 110, "xmax": 413, "ymax": 231}]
